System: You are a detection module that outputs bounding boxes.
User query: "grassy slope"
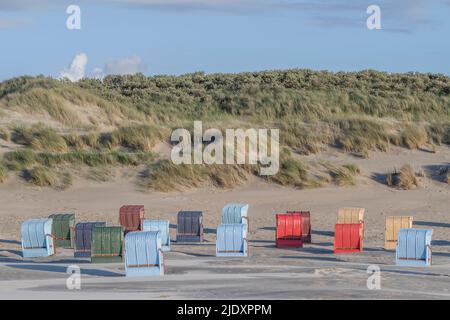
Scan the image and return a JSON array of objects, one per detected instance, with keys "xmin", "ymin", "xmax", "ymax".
[{"xmin": 0, "ymin": 70, "xmax": 449, "ymax": 190}]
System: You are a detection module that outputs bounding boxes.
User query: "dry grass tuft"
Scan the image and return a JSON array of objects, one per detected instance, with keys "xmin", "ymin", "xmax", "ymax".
[
  {"xmin": 267, "ymin": 148, "xmax": 324, "ymax": 188},
  {"xmin": 0, "ymin": 127, "xmax": 11, "ymax": 141},
  {"xmin": 0, "ymin": 164, "xmax": 7, "ymax": 183},
  {"xmin": 23, "ymin": 166, "xmax": 59, "ymax": 187},
  {"xmin": 139, "ymin": 160, "xmax": 248, "ymax": 192},
  {"xmin": 386, "ymin": 164, "xmax": 419, "ymax": 189},
  {"xmin": 402, "ymin": 125, "xmax": 428, "ymax": 150},
  {"xmin": 12, "ymin": 124, "xmax": 68, "ymax": 152},
  {"xmin": 108, "ymin": 124, "xmax": 168, "ymax": 152},
  {"xmin": 329, "ymin": 164, "xmax": 361, "ymax": 186}
]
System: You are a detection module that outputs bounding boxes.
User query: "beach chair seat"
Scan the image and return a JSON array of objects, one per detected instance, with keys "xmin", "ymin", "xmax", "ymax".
[
  {"xmin": 276, "ymin": 213, "xmax": 303, "ymax": 248},
  {"xmin": 286, "ymin": 211, "xmax": 311, "ymax": 243},
  {"xmin": 125, "ymin": 231, "xmax": 164, "ymax": 277},
  {"xmin": 48, "ymin": 213, "xmax": 75, "ymax": 248},
  {"xmin": 143, "ymin": 220, "xmax": 170, "ymax": 252},
  {"xmin": 385, "ymin": 216, "xmax": 413, "ymax": 250},
  {"xmin": 74, "ymin": 222, "xmax": 106, "ymax": 258},
  {"xmin": 334, "ymin": 223, "xmax": 363, "ymax": 254},
  {"xmin": 21, "ymin": 219, "xmax": 55, "ymax": 258},
  {"xmin": 119, "ymin": 205, "xmax": 144, "ymax": 233},
  {"xmin": 176, "ymin": 211, "xmax": 203, "ymax": 242},
  {"xmin": 216, "ymin": 224, "xmax": 248, "ymax": 257},
  {"xmin": 396, "ymin": 229, "xmax": 433, "ymax": 267},
  {"xmin": 91, "ymin": 226, "xmax": 124, "ymax": 263}
]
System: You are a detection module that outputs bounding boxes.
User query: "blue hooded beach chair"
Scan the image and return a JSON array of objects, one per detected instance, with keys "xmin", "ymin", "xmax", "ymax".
[
  {"xmin": 143, "ymin": 220, "xmax": 170, "ymax": 252},
  {"xmin": 21, "ymin": 219, "xmax": 55, "ymax": 258},
  {"xmin": 221, "ymin": 204, "xmax": 249, "ymax": 227},
  {"xmin": 216, "ymin": 224, "xmax": 248, "ymax": 257},
  {"xmin": 396, "ymin": 229, "xmax": 433, "ymax": 267},
  {"xmin": 124, "ymin": 231, "xmax": 164, "ymax": 277}
]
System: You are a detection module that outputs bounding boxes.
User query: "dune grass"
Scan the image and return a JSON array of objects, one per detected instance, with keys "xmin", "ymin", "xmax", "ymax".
[
  {"xmin": 0, "ymin": 164, "xmax": 7, "ymax": 183},
  {"xmin": 280, "ymin": 121, "xmax": 333, "ymax": 155},
  {"xmin": 266, "ymin": 148, "xmax": 324, "ymax": 188},
  {"xmin": 2, "ymin": 149, "xmax": 156, "ymax": 172},
  {"xmin": 401, "ymin": 125, "xmax": 428, "ymax": 150},
  {"xmin": 140, "ymin": 160, "xmax": 249, "ymax": 192},
  {"xmin": 108, "ymin": 124, "xmax": 169, "ymax": 151},
  {"xmin": 332, "ymin": 117, "xmax": 391, "ymax": 158},
  {"xmin": 22, "ymin": 166, "xmax": 59, "ymax": 187},
  {"xmin": 386, "ymin": 164, "xmax": 419, "ymax": 190},
  {"xmin": 1, "ymin": 71, "xmax": 450, "ymax": 191},
  {"xmin": 0, "ymin": 127, "xmax": 10, "ymax": 141},
  {"xmin": 329, "ymin": 164, "xmax": 361, "ymax": 186},
  {"xmin": 85, "ymin": 167, "xmax": 114, "ymax": 182},
  {"xmin": 22, "ymin": 166, "xmax": 72, "ymax": 190},
  {"xmin": 12, "ymin": 124, "xmax": 68, "ymax": 152}
]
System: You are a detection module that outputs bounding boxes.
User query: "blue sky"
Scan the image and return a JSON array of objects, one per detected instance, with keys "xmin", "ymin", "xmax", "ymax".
[{"xmin": 0, "ymin": 0, "xmax": 449, "ymax": 81}]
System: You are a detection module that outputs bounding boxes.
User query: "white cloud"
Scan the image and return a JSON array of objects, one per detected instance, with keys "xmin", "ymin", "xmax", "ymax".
[
  {"xmin": 104, "ymin": 55, "xmax": 146, "ymax": 75},
  {"xmin": 91, "ymin": 55, "xmax": 146, "ymax": 78},
  {"xmin": 59, "ymin": 53, "xmax": 88, "ymax": 82}
]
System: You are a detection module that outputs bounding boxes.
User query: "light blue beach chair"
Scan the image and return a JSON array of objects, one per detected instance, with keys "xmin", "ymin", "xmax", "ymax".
[
  {"xmin": 143, "ymin": 220, "xmax": 170, "ymax": 252},
  {"xmin": 221, "ymin": 204, "xmax": 249, "ymax": 226},
  {"xmin": 396, "ymin": 229, "xmax": 433, "ymax": 267},
  {"xmin": 21, "ymin": 219, "xmax": 55, "ymax": 258},
  {"xmin": 216, "ymin": 223, "xmax": 248, "ymax": 257},
  {"xmin": 124, "ymin": 231, "xmax": 164, "ymax": 277}
]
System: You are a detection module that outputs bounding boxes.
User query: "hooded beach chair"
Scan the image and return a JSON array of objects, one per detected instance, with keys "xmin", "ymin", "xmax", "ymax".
[
  {"xmin": 396, "ymin": 229, "xmax": 433, "ymax": 267},
  {"xmin": 221, "ymin": 204, "xmax": 249, "ymax": 227},
  {"xmin": 125, "ymin": 231, "xmax": 164, "ymax": 277},
  {"xmin": 276, "ymin": 213, "xmax": 303, "ymax": 248},
  {"xmin": 286, "ymin": 211, "xmax": 311, "ymax": 243},
  {"xmin": 216, "ymin": 224, "xmax": 248, "ymax": 257},
  {"xmin": 90, "ymin": 226, "xmax": 124, "ymax": 263},
  {"xmin": 337, "ymin": 207, "xmax": 365, "ymax": 239},
  {"xmin": 385, "ymin": 216, "xmax": 413, "ymax": 250},
  {"xmin": 74, "ymin": 222, "xmax": 106, "ymax": 258},
  {"xmin": 21, "ymin": 219, "xmax": 55, "ymax": 258},
  {"xmin": 119, "ymin": 205, "xmax": 145, "ymax": 233},
  {"xmin": 334, "ymin": 223, "xmax": 363, "ymax": 254},
  {"xmin": 176, "ymin": 211, "xmax": 203, "ymax": 243},
  {"xmin": 143, "ymin": 220, "xmax": 170, "ymax": 252},
  {"xmin": 48, "ymin": 213, "xmax": 75, "ymax": 248}
]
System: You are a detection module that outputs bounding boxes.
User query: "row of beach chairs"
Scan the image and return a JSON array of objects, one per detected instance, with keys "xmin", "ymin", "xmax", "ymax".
[{"xmin": 20, "ymin": 205, "xmax": 434, "ymax": 278}]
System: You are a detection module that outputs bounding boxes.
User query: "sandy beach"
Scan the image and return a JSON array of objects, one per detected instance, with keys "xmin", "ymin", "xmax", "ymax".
[{"xmin": 0, "ymin": 146, "xmax": 449, "ymax": 299}]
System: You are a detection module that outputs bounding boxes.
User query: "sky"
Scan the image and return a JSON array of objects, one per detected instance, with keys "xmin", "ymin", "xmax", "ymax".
[{"xmin": 0, "ymin": 0, "xmax": 449, "ymax": 81}]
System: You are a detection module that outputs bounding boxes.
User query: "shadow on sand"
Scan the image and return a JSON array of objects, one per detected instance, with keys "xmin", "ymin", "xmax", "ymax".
[
  {"xmin": 0, "ymin": 239, "xmax": 21, "ymax": 245},
  {"xmin": 6, "ymin": 264, "xmax": 123, "ymax": 277},
  {"xmin": 415, "ymin": 221, "xmax": 450, "ymax": 229},
  {"xmin": 422, "ymin": 164, "xmax": 449, "ymax": 183},
  {"xmin": 312, "ymin": 230, "xmax": 334, "ymax": 237}
]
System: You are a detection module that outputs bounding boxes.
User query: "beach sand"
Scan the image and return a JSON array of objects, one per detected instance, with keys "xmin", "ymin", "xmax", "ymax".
[{"xmin": 0, "ymin": 146, "xmax": 449, "ymax": 299}]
